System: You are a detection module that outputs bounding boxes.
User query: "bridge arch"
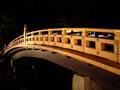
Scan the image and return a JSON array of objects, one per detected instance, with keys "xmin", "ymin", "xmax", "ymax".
[
  {"xmin": 4, "ymin": 27, "xmax": 120, "ymax": 75},
  {"xmin": 4, "ymin": 45, "xmax": 120, "ymax": 90}
]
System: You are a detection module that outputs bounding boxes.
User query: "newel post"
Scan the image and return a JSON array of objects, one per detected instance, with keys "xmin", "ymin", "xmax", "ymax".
[{"xmin": 23, "ymin": 24, "xmax": 27, "ymax": 46}]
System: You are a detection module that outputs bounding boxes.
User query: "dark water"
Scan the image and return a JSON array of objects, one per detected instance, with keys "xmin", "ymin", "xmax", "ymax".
[
  {"xmin": 0, "ymin": 57, "xmax": 73, "ymax": 90},
  {"xmin": 1, "ymin": 57, "xmax": 120, "ymax": 90}
]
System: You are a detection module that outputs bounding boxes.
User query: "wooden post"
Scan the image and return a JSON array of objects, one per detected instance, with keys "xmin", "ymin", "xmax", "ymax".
[
  {"xmin": 114, "ymin": 31, "xmax": 120, "ymax": 62},
  {"xmin": 24, "ymin": 24, "xmax": 27, "ymax": 46},
  {"xmin": 48, "ymin": 29, "xmax": 51, "ymax": 45},
  {"xmin": 62, "ymin": 28, "xmax": 65, "ymax": 47},
  {"xmin": 82, "ymin": 29, "xmax": 87, "ymax": 53},
  {"xmin": 4, "ymin": 43, "xmax": 6, "ymax": 51}
]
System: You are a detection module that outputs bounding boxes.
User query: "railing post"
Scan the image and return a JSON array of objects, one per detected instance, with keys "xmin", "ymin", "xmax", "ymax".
[
  {"xmin": 82, "ymin": 29, "xmax": 87, "ymax": 53},
  {"xmin": 24, "ymin": 24, "xmax": 27, "ymax": 46},
  {"xmin": 4, "ymin": 43, "xmax": 7, "ymax": 51},
  {"xmin": 62, "ymin": 28, "xmax": 65, "ymax": 47},
  {"xmin": 114, "ymin": 31, "xmax": 120, "ymax": 62},
  {"xmin": 38, "ymin": 31, "xmax": 40, "ymax": 43},
  {"xmin": 48, "ymin": 29, "xmax": 51, "ymax": 45}
]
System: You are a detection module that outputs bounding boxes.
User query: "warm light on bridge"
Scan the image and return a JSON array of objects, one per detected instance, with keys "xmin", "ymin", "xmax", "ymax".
[
  {"xmin": 5, "ymin": 27, "xmax": 120, "ymax": 75},
  {"xmin": 7, "ymin": 28, "xmax": 120, "ymax": 62}
]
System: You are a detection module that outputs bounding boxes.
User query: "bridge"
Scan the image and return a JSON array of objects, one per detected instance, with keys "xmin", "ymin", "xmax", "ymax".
[{"xmin": 3, "ymin": 25, "xmax": 120, "ymax": 90}]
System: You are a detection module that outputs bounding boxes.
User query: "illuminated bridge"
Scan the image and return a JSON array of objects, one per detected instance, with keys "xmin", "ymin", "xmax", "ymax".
[{"xmin": 3, "ymin": 25, "xmax": 120, "ymax": 90}]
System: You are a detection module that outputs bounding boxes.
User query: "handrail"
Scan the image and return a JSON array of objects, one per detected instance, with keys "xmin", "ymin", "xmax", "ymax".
[{"xmin": 6, "ymin": 28, "xmax": 120, "ymax": 63}]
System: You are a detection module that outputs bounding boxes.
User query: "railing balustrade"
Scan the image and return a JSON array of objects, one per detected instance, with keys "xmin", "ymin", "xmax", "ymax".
[{"xmin": 6, "ymin": 28, "xmax": 120, "ymax": 63}]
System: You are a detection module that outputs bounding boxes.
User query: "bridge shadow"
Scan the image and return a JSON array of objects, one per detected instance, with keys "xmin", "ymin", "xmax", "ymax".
[{"xmin": 13, "ymin": 57, "xmax": 74, "ymax": 90}]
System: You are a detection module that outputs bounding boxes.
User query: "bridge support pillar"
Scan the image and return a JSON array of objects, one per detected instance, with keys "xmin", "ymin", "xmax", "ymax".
[{"xmin": 72, "ymin": 74, "xmax": 102, "ymax": 90}]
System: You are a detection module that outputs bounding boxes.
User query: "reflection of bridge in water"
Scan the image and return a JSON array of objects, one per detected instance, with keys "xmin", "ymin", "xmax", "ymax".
[{"xmin": 4, "ymin": 25, "xmax": 120, "ymax": 90}]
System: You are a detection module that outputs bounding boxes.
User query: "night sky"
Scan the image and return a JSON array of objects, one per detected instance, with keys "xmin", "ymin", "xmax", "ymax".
[
  {"xmin": 1, "ymin": 0, "xmax": 120, "ymax": 27},
  {"xmin": 0, "ymin": 0, "xmax": 120, "ymax": 46}
]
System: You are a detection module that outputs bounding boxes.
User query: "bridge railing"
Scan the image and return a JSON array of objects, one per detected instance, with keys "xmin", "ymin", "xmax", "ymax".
[{"xmin": 6, "ymin": 28, "xmax": 120, "ymax": 63}]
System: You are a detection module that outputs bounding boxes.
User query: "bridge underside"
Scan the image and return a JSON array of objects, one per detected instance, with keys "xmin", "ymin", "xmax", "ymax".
[
  {"xmin": 14, "ymin": 57, "xmax": 73, "ymax": 90},
  {"xmin": 4, "ymin": 46, "xmax": 120, "ymax": 90},
  {"xmin": 11, "ymin": 57, "xmax": 108, "ymax": 90}
]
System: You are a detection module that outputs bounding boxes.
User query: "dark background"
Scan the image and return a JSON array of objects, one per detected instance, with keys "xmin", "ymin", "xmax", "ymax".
[{"xmin": 0, "ymin": 0, "xmax": 120, "ymax": 47}]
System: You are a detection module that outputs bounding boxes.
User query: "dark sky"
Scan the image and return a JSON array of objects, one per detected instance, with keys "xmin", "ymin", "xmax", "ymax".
[
  {"xmin": 0, "ymin": 0, "xmax": 120, "ymax": 45},
  {"xmin": 0, "ymin": 0, "xmax": 120, "ymax": 28}
]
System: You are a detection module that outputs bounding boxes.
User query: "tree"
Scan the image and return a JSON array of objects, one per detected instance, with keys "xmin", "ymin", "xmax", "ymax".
[{"xmin": 0, "ymin": 14, "xmax": 19, "ymax": 48}]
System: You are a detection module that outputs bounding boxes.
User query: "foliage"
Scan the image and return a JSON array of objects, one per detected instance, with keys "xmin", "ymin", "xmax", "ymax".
[{"xmin": 0, "ymin": 14, "xmax": 19, "ymax": 48}]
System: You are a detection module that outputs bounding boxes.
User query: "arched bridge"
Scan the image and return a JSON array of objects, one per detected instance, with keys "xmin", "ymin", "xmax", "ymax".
[
  {"xmin": 4, "ymin": 26, "xmax": 120, "ymax": 90},
  {"xmin": 4, "ymin": 27, "xmax": 120, "ymax": 76}
]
